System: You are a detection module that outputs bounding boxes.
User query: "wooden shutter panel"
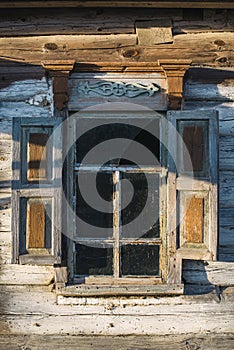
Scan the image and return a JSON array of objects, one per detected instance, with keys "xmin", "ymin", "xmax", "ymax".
[
  {"xmin": 167, "ymin": 110, "xmax": 218, "ymax": 283},
  {"xmin": 12, "ymin": 117, "xmax": 62, "ymax": 265}
]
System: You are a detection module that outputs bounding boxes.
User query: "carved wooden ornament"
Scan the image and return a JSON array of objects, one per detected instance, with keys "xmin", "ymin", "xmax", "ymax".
[{"xmin": 42, "ymin": 60, "xmax": 75, "ymax": 111}]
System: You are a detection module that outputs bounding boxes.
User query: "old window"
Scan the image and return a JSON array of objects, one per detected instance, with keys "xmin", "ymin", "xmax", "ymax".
[
  {"xmin": 12, "ymin": 110, "xmax": 218, "ymax": 293},
  {"xmin": 65, "ymin": 113, "xmax": 167, "ymax": 284}
]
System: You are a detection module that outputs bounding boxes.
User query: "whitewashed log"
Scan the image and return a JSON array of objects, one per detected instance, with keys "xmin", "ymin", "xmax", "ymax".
[
  {"xmin": 0, "ymin": 265, "xmax": 54, "ymax": 285},
  {"xmin": 184, "ymin": 81, "xmax": 234, "ymax": 101},
  {"xmin": 0, "ymin": 285, "xmax": 233, "ymax": 316},
  {"xmin": 0, "ymin": 119, "xmax": 12, "ymax": 139},
  {"xmin": 1, "ymin": 312, "xmax": 233, "ymax": 335},
  {"xmin": 0, "ymin": 242, "xmax": 11, "ymax": 264},
  {"xmin": 0, "ymin": 102, "xmax": 52, "ymax": 118},
  {"xmin": 183, "ymin": 260, "xmax": 234, "ymax": 286},
  {"xmin": 0, "ymin": 208, "xmax": 11, "ymax": 232},
  {"xmin": 0, "ymin": 79, "xmax": 51, "ymax": 103},
  {"xmin": 183, "ymin": 101, "xmax": 234, "ymax": 110},
  {"xmin": 0, "ymin": 231, "xmax": 11, "ymax": 247}
]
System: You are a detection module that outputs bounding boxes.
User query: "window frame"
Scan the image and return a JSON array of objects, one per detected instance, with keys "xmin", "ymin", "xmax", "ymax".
[
  {"xmin": 66, "ymin": 112, "xmax": 168, "ymax": 284},
  {"xmin": 12, "ymin": 117, "xmax": 62, "ymax": 265}
]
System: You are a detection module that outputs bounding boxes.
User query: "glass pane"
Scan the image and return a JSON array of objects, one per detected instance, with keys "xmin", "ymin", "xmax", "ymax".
[
  {"xmin": 76, "ymin": 171, "xmax": 113, "ymax": 239},
  {"xmin": 178, "ymin": 121, "xmax": 209, "ymax": 176},
  {"xmin": 121, "ymin": 244, "xmax": 160, "ymax": 276},
  {"xmin": 74, "ymin": 243, "xmax": 113, "ymax": 276},
  {"xmin": 121, "ymin": 172, "xmax": 160, "ymax": 238},
  {"xmin": 76, "ymin": 118, "xmax": 160, "ymax": 166}
]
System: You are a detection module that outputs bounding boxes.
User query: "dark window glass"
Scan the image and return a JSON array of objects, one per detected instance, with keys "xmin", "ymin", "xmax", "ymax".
[
  {"xmin": 76, "ymin": 118, "xmax": 160, "ymax": 166},
  {"xmin": 121, "ymin": 172, "xmax": 160, "ymax": 238},
  {"xmin": 76, "ymin": 171, "xmax": 113, "ymax": 239},
  {"xmin": 121, "ymin": 244, "xmax": 160, "ymax": 276},
  {"xmin": 75, "ymin": 243, "xmax": 113, "ymax": 275}
]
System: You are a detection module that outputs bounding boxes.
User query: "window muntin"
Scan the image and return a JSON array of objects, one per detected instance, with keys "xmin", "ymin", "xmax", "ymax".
[{"xmin": 71, "ymin": 115, "xmax": 165, "ymax": 280}]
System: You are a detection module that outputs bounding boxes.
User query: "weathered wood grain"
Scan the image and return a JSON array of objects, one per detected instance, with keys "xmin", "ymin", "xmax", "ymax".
[
  {"xmin": 136, "ymin": 19, "xmax": 173, "ymax": 45},
  {"xmin": 0, "ymin": 102, "xmax": 52, "ymax": 118},
  {"xmin": 183, "ymin": 260, "xmax": 234, "ymax": 286},
  {"xmin": 0, "ymin": 1, "xmax": 233, "ymax": 9},
  {"xmin": 0, "ymin": 78, "xmax": 51, "ymax": 103},
  {"xmin": 0, "ymin": 33, "xmax": 233, "ymax": 68},
  {"xmin": 183, "ymin": 196, "xmax": 204, "ymax": 244},
  {"xmin": 0, "ymin": 34, "xmax": 136, "ymax": 51},
  {"xmin": 219, "ymin": 245, "xmax": 234, "ymax": 262},
  {"xmin": 219, "ymin": 135, "xmax": 234, "ymax": 170},
  {"xmin": 0, "ymin": 8, "xmax": 183, "ymax": 37},
  {"xmin": 184, "ymin": 80, "xmax": 234, "ymax": 101},
  {"xmin": 0, "ymin": 334, "xmax": 234, "ymax": 350},
  {"xmin": 27, "ymin": 133, "xmax": 48, "ymax": 181},
  {"xmin": 220, "ymin": 171, "xmax": 234, "ymax": 207},
  {"xmin": 0, "ymin": 119, "xmax": 12, "ymax": 139},
  {"xmin": 1, "ymin": 312, "xmax": 233, "ymax": 335},
  {"xmin": 219, "ymin": 226, "xmax": 234, "ymax": 246},
  {"xmin": 26, "ymin": 201, "xmax": 45, "ymax": 249},
  {"xmin": 0, "ymin": 265, "xmax": 54, "ymax": 285},
  {"xmin": 219, "ymin": 208, "xmax": 234, "ymax": 228}
]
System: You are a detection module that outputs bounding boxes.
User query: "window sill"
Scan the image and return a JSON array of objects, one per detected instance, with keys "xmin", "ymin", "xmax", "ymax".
[
  {"xmin": 56, "ymin": 283, "xmax": 184, "ymax": 296},
  {"xmin": 19, "ymin": 254, "xmax": 54, "ymax": 265}
]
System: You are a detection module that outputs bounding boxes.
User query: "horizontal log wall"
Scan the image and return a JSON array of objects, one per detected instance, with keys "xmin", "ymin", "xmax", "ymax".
[{"xmin": 0, "ymin": 7, "xmax": 234, "ymax": 335}]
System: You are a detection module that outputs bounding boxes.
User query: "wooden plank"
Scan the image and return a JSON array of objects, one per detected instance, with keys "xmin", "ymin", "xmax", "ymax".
[
  {"xmin": 220, "ymin": 208, "xmax": 234, "ymax": 227},
  {"xmin": 218, "ymin": 109, "xmax": 234, "ymax": 136},
  {"xmin": 28, "ymin": 133, "xmax": 48, "ymax": 181},
  {"xmin": 0, "ymin": 8, "xmax": 183, "ymax": 37},
  {"xmin": 183, "ymin": 260, "xmax": 234, "ymax": 286},
  {"xmin": 136, "ymin": 19, "xmax": 173, "ymax": 45},
  {"xmin": 0, "ymin": 119, "xmax": 12, "ymax": 140},
  {"xmin": 1, "ymin": 334, "xmax": 234, "ymax": 349},
  {"xmin": 0, "ymin": 1, "xmax": 233, "ymax": 9},
  {"xmin": 184, "ymin": 81, "xmax": 234, "ymax": 102},
  {"xmin": 0, "ymin": 265, "xmax": 54, "ymax": 285},
  {"xmin": 0, "ymin": 208, "xmax": 11, "ymax": 232},
  {"xmin": 0, "ymin": 102, "xmax": 52, "ymax": 119},
  {"xmin": 0, "ymin": 34, "xmax": 136, "ymax": 51},
  {"xmin": 220, "ymin": 135, "xmax": 234, "ymax": 170},
  {"xmin": 183, "ymin": 196, "xmax": 204, "ymax": 244},
  {"xmin": 26, "ymin": 200, "xmax": 45, "ymax": 249},
  {"xmin": 0, "ymin": 32, "xmax": 234, "ymax": 68},
  {"xmin": 57, "ymin": 284, "xmax": 184, "ymax": 296},
  {"xmin": 220, "ymin": 171, "xmax": 234, "ymax": 207},
  {"xmin": 0, "ymin": 78, "xmax": 50, "ymax": 102},
  {"xmin": 219, "ymin": 226, "xmax": 234, "ymax": 246}
]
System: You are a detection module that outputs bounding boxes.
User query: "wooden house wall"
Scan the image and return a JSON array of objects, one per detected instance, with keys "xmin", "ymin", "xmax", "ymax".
[{"xmin": 0, "ymin": 7, "xmax": 234, "ymax": 335}]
